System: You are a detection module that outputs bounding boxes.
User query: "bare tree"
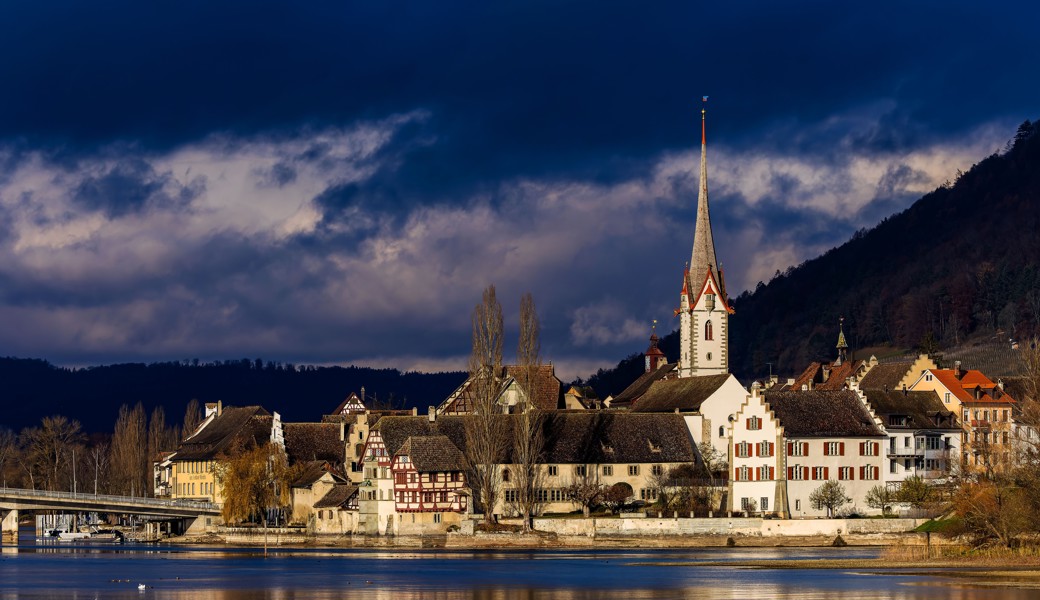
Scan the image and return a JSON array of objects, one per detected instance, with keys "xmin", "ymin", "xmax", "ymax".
[
  {"xmin": 809, "ymin": 480, "xmax": 851, "ymax": 517},
  {"xmin": 110, "ymin": 403, "xmax": 148, "ymax": 496},
  {"xmin": 510, "ymin": 292, "xmax": 545, "ymax": 531},
  {"xmin": 567, "ymin": 470, "xmax": 603, "ymax": 517},
  {"xmin": 183, "ymin": 399, "xmax": 203, "ymax": 439},
  {"xmin": 0, "ymin": 427, "xmax": 16, "ymax": 488},
  {"xmin": 465, "ymin": 285, "xmax": 506, "ymax": 525},
  {"xmin": 148, "ymin": 407, "xmax": 179, "ymax": 466},
  {"xmin": 90, "ymin": 442, "xmax": 110, "ymax": 496},
  {"xmin": 18, "ymin": 416, "xmax": 85, "ymax": 491}
]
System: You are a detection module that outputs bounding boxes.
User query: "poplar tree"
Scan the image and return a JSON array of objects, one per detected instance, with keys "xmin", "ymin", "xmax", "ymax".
[
  {"xmin": 511, "ymin": 292, "xmax": 545, "ymax": 531},
  {"xmin": 465, "ymin": 285, "xmax": 506, "ymax": 525},
  {"xmin": 110, "ymin": 403, "xmax": 147, "ymax": 496}
]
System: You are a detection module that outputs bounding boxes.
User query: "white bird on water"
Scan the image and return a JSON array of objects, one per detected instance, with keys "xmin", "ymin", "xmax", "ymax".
[{"xmin": 138, "ymin": 583, "xmax": 146, "ymax": 591}]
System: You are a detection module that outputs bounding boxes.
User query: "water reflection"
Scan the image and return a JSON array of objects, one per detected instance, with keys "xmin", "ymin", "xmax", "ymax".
[{"xmin": 0, "ymin": 543, "xmax": 1036, "ymax": 599}]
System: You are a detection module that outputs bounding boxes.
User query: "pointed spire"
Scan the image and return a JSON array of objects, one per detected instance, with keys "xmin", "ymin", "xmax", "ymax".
[
  {"xmin": 690, "ymin": 100, "xmax": 721, "ymax": 298},
  {"xmin": 836, "ymin": 317, "xmax": 848, "ymax": 365}
]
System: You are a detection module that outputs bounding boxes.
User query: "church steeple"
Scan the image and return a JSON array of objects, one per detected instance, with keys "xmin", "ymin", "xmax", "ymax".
[
  {"xmin": 836, "ymin": 317, "xmax": 848, "ymax": 366},
  {"xmin": 677, "ymin": 99, "xmax": 732, "ymax": 379},
  {"xmin": 689, "ymin": 103, "xmax": 722, "ymax": 299}
]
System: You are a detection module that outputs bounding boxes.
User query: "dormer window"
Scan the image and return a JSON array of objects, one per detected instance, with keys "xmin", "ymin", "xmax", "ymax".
[{"xmin": 705, "ymin": 292, "xmax": 716, "ymax": 312}]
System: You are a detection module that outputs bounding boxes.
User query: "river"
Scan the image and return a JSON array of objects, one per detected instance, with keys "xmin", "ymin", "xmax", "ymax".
[{"xmin": 1, "ymin": 537, "xmax": 1036, "ymax": 599}]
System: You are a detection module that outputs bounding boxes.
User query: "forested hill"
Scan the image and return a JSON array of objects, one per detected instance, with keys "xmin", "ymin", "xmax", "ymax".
[
  {"xmin": 584, "ymin": 120, "xmax": 1040, "ymax": 396},
  {"xmin": 0, "ymin": 358, "xmax": 466, "ymax": 433}
]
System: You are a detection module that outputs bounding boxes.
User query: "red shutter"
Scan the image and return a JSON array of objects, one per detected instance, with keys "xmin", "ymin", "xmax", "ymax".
[
  {"xmin": 860, "ymin": 466, "xmax": 865, "ymax": 479},
  {"xmin": 746, "ymin": 418, "xmax": 750, "ymax": 429},
  {"xmin": 769, "ymin": 442, "xmax": 775, "ymax": 456},
  {"xmin": 873, "ymin": 442, "xmax": 879, "ymax": 456},
  {"xmin": 787, "ymin": 442, "xmax": 793, "ymax": 455},
  {"xmin": 823, "ymin": 444, "xmax": 828, "ymax": 456},
  {"xmin": 787, "ymin": 466, "xmax": 793, "ymax": 479},
  {"xmin": 859, "ymin": 442, "xmax": 865, "ymax": 455},
  {"xmin": 803, "ymin": 442, "xmax": 809, "ymax": 456},
  {"xmin": 840, "ymin": 442, "xmax": 845, "ymax": 456},
  {"xmin": 769, "ymin": 467, "xmax": 775, "ymax": 480},
  {"xmin": 824, "ymin": 467, "xmax": 829, "ymax": 480},
  {"xmin": 811, "ymin": 468, "xmax": 816, "ymax": 480}
]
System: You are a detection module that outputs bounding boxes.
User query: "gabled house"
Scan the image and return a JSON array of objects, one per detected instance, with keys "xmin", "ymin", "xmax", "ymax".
[
  {"xmin": 164, "ymin": 403, "xmax": 282, "ymax": 505},
  {"xmin": 857, "ymin": 354, "xmax": 938, "ymax": 393},
  {"xmin": 731, "ymin": 387, "xmax": 888, "ymax": 517},
  {"xmin": 910, "ymin": 363, "xmax": 1018, "ymax": 470},
  {"xmin": 312, "ymin": 483, "xmax": 360, "ymax": 534},
  {"xmin": 289, "ymin": 460, "xmax": 348, "ymax": 527}
]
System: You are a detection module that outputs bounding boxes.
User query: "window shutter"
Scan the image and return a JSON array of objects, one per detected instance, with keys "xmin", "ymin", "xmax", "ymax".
[
  {"xmin": 769, "ymin": 443, "xmax": 775, "ymax": 456},
  {"xmin": 787, "ymin": 442, "xmax": 793, "ymax": 455},
  {"xmin": 860, "ymin": 466, "xmax": 865, "ymax": 479},
  {"xmin": 787, "ymin": 466, "xmax": 793, "ymax": 480},
  {"xmin": 769, "ymin": 467, "xmax": 775, "ymax": 480},
  {"xmin": 859, "ymin": 442, "xmax": 865, "ymax": 455},
  {"xmin": 824, "ymin": 467, "xmax": 829, "ymax": 480},
  {"xmin": 840, "ymin": 442, "xmax": 845, "ymax": 456},
  {"xmin": 803, "ymin": 442, "xmax": 809, "ymax": 455},
  {"xmin": 746, "ymin": 418, "xmax": 750, "ymax": 429}
]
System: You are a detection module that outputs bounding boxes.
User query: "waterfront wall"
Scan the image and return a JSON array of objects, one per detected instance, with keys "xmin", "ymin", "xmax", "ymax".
[{"xmin": 531, "ymin": 517, "xmax": 926, "ymax": 538}]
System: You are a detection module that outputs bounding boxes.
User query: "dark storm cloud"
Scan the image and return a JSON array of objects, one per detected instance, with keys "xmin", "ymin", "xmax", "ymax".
[{"xmin": 0, "ymin": 0, "xmax": 1036, "ymax": 378}]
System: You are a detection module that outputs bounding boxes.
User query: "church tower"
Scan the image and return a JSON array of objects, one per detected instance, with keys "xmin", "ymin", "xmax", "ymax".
[{"xmin": 678, "ymin": 103, "xmax": 733, "ymax": 378}]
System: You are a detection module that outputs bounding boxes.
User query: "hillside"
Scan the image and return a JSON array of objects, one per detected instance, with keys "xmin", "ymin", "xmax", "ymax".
[
  {"xmin": 584, "ymin": 120, "xmax": 1040, "ymax": 396},
  {"xmin": 0, "ymin": 358, "xmax": 466, "ymax": 433}
]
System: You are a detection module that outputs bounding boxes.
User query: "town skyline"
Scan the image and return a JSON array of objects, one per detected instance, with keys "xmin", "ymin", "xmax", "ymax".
[{"xmin": 0, "ymin": 2, "xmax": 1036, "ymax": 380}]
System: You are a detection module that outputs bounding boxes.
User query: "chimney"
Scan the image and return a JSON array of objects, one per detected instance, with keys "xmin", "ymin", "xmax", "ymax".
[
  {"xmin": 998, "ymin": 378, "xmax": 1005, "ymax": 391},
  {"xmin": 902, "ymin": 384, "xmax": 908, "ymax": 397},
  {"xmin": 428, "ymin": 406, "xmax": 436, "ymax": 422},
  {"xmin": 411, "ymin": 407, "xmax": 418, "ymax": 416},
  {"xmin": 752, "ymin": 380, "xmax": 762, "ymax": 398},
  {"xmin": 340, "ymin": 421, "xmax": 345, "ymax": 441},
  {"xmin": 954, "ymin": 361, "xmax": 962, "ymax": 379}
]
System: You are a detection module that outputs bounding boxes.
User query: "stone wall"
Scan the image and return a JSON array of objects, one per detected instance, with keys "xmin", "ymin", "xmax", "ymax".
[{"xmin": 531, "ymin": 517, "xmax": 925, "ymax": 538}]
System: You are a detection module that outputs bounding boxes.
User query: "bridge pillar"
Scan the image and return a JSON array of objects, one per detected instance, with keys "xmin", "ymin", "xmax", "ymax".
[{"xmin": 1, "ymin": 509, "xmax": 18, "ymax": 542}]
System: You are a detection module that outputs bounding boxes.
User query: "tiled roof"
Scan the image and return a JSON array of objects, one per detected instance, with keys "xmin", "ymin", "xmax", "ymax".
[
  {"xmin": 397, "ymin": 435, "xmax": 469, "ymax": 472},
  {"xmin": 765, "ymin": 391, "xmax": 885, "ymax": 438},
  {"xmin": 174, "ymin": 406, "xmax": 271, "ymax": 460},
  {"xmin": 858, "ymin": 361, "xmax": 914, "ymax": 391},
  {"xmin": 630, "ymin": 373, "xmax": 730, "ymax": 412},
  {"xmin": 504, "ymin": 364, "xmax": 563, "ymax": 411},
  {"xmin": 314, "ymin": 484, "xmax": 359, "ymax": 509},
  {"xmin": 610, "ymin": 363, "xmax": 677, "ymax": 407},
  {"xmin": 283, "ymin": 422, "xmax": 343, "ymax": 465},
  {"xmin": 862, "ymin": 390, "xmax": 958, "ymax": 429},
  {"xmin": 373, "ymin": 412, "xmax": 695, "ymax": 465},
  {"xmin": 815, "ymin": 360, "xmax": 863, "ymax": 390},
  {"xmin": 290, "ymin": 460, "xmax": 347, "ymax": 488},
  {"xmin": 791, "ymin": 362, "xmax": 823, "ymax": 391}
]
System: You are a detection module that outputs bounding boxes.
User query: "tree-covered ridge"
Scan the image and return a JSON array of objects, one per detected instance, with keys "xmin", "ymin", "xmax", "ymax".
[
  {"xmin": 584, "ymin": 120, "xmax": 1040, "ymax": 396},
  {"xmin": 0, "ymin": 357, "xmax": 466, "ymax": 433}
]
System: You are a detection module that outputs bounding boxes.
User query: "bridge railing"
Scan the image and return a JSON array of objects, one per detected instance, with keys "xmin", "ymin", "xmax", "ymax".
[{"xmin": 0, "ymin": 487, "xmax": 220, "ymax": 512}]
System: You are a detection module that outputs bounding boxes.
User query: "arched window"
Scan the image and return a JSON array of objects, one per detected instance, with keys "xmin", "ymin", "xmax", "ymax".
[
  {"xmin": 719, "ymin": 426, "xmax": 725, "ymax": 437},
  {"xmin": 502, "ymin": 468, "xmax": 511, "ymax": 482},
  {"xmin": 705, "ymin": 320, "xmax": 713, "ymax": 340}
]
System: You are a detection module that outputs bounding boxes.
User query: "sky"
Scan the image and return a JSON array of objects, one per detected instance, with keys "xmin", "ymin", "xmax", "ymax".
[{"xmin": 0, "ymin": 1, "xmax": 1036, "ymax": 381}]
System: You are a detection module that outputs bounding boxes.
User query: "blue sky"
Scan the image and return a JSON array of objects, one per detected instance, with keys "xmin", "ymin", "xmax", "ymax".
[{"xmin": 0, "ymin": 1, "xmax": 1035, "ymax": 379}]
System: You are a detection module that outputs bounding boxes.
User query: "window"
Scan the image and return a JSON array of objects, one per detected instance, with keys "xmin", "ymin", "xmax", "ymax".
[
  {"xmin": 736, "ymin": 466, "xmax": 750, "ymax": 481},
  {"xmin": 433, "ymin": 514, "xmax": 442, "ymax": 524},
  {"xmin": 747, "ymin": 416, "xmax": 762, "ymax": 430},
  {"xmin": 944, "ymin": 392, "xmax": 951, "ymax": 403},
  {"xmin": 757, "ymin": 465, "xmax": 772, "ymax": 480},
  {"xmin": 926, "ymin": 374, "xmax": 933, "ymax": 381},
  {"xmin": 651, "ymin": 464, "xmax": 663, "ymax": 476},
  {"xmin": 795, "ymin": 499, "xmax": 801, "ymax": 511},
  {"xmin": 760, "ymin": 497, "xmax": 769, "ymax": 511},
  {"xmin": 904, "ymin": 436, "xmax": 911, "ymax": 448},
  {"xmin": 548, "ymin": 465, "xmax": 558, "ymax": 477},
  {"xmin": 536, "ymin": 489, "xmax": 549, "ymax": 502},
  {"xmin": 890, "ymin": 460, "xmax": 897, "ymax": 473},
  {"xmin": 740, "ymin": 497, "xmax": 751, "ymax": 510},
  {"xmin": 603, "ymin": 465, "xmax": 613, "ymax": 476},
  {"xmin": 860, "ymin": 441, "xmax": 879, "ymax": 456},
  {"xmin": 788, "ymin": 441, "xmax": 808, "ymax": 457},
  {"xmin": 575, "ymin": 465, "xmax": 587, "ymax": 477},
  {"xmin": 860, "ymin": 465, "xmax": 879, "ymax": 480},
  {"xmin": 502, "ymin": 469, "xmax": 511, "ymax": 482},
  {"xmin": 812, "ymin": 467, "xmax": 827, "ymax": 480},
  {"xmin": 758, "ymin": 441, "xmax": 774, "ymax": 457},
  {"xmin": 628, "ymin": 465, "xmax": 639, "ymax": 476},
  {"xmin": 719, "ymin": 426, "xmax": 725, "ymax": 437},
  {"xmin": 788, "ymin": 465, "xmax": 807, "ymax": 480},
  {"xmin": 504, "ymin": 490, "xmax": 517, "ymax": 503},
  {"xmin": 705, "ymin": 320, "xmax": 713, "ymax": 341},
  {"xmin": 824, "ymin": 442, "xmax": 843, "ymax": 456},
  {"xmin": 1003, "ymin": 410, "xmax": 1009, "ymax": 422},
  {"xmin": 838, "ymin": 466, "xmax": 854, "ymax": 480},
  {"xmin": 736, "ymin": 442, "xmax": 751, "ymax": 458},
  {"xmin": 707, "ymin": 352, "xmax": 713, "ymax": 361}
]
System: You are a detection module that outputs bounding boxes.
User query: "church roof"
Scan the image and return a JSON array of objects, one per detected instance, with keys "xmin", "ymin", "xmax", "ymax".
[
  {"xmin": 689, "ymin": 108, "xmax": 721, "ymax": 299},
  {"xmin": 610, "ymin": 362, "xmax": 677, "ymax": 408},
  {"xmin": 630, "ymin": 373, "xmax": 731, "ymax": 413}
]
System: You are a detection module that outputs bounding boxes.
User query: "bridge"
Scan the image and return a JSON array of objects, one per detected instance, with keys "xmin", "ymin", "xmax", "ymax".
[{"xmin": 0, "ymin": 488, "xmax": 221, "ymax": 539}]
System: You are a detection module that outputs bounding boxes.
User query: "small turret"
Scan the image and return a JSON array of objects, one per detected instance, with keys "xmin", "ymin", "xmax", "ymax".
[
  {"xmin": 644, "ymin": 320, "xmax": 666, "ymax": 373},
  {"xmin": 835, "ymin": 317, "xmax": 848, "ymax": 366}
]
